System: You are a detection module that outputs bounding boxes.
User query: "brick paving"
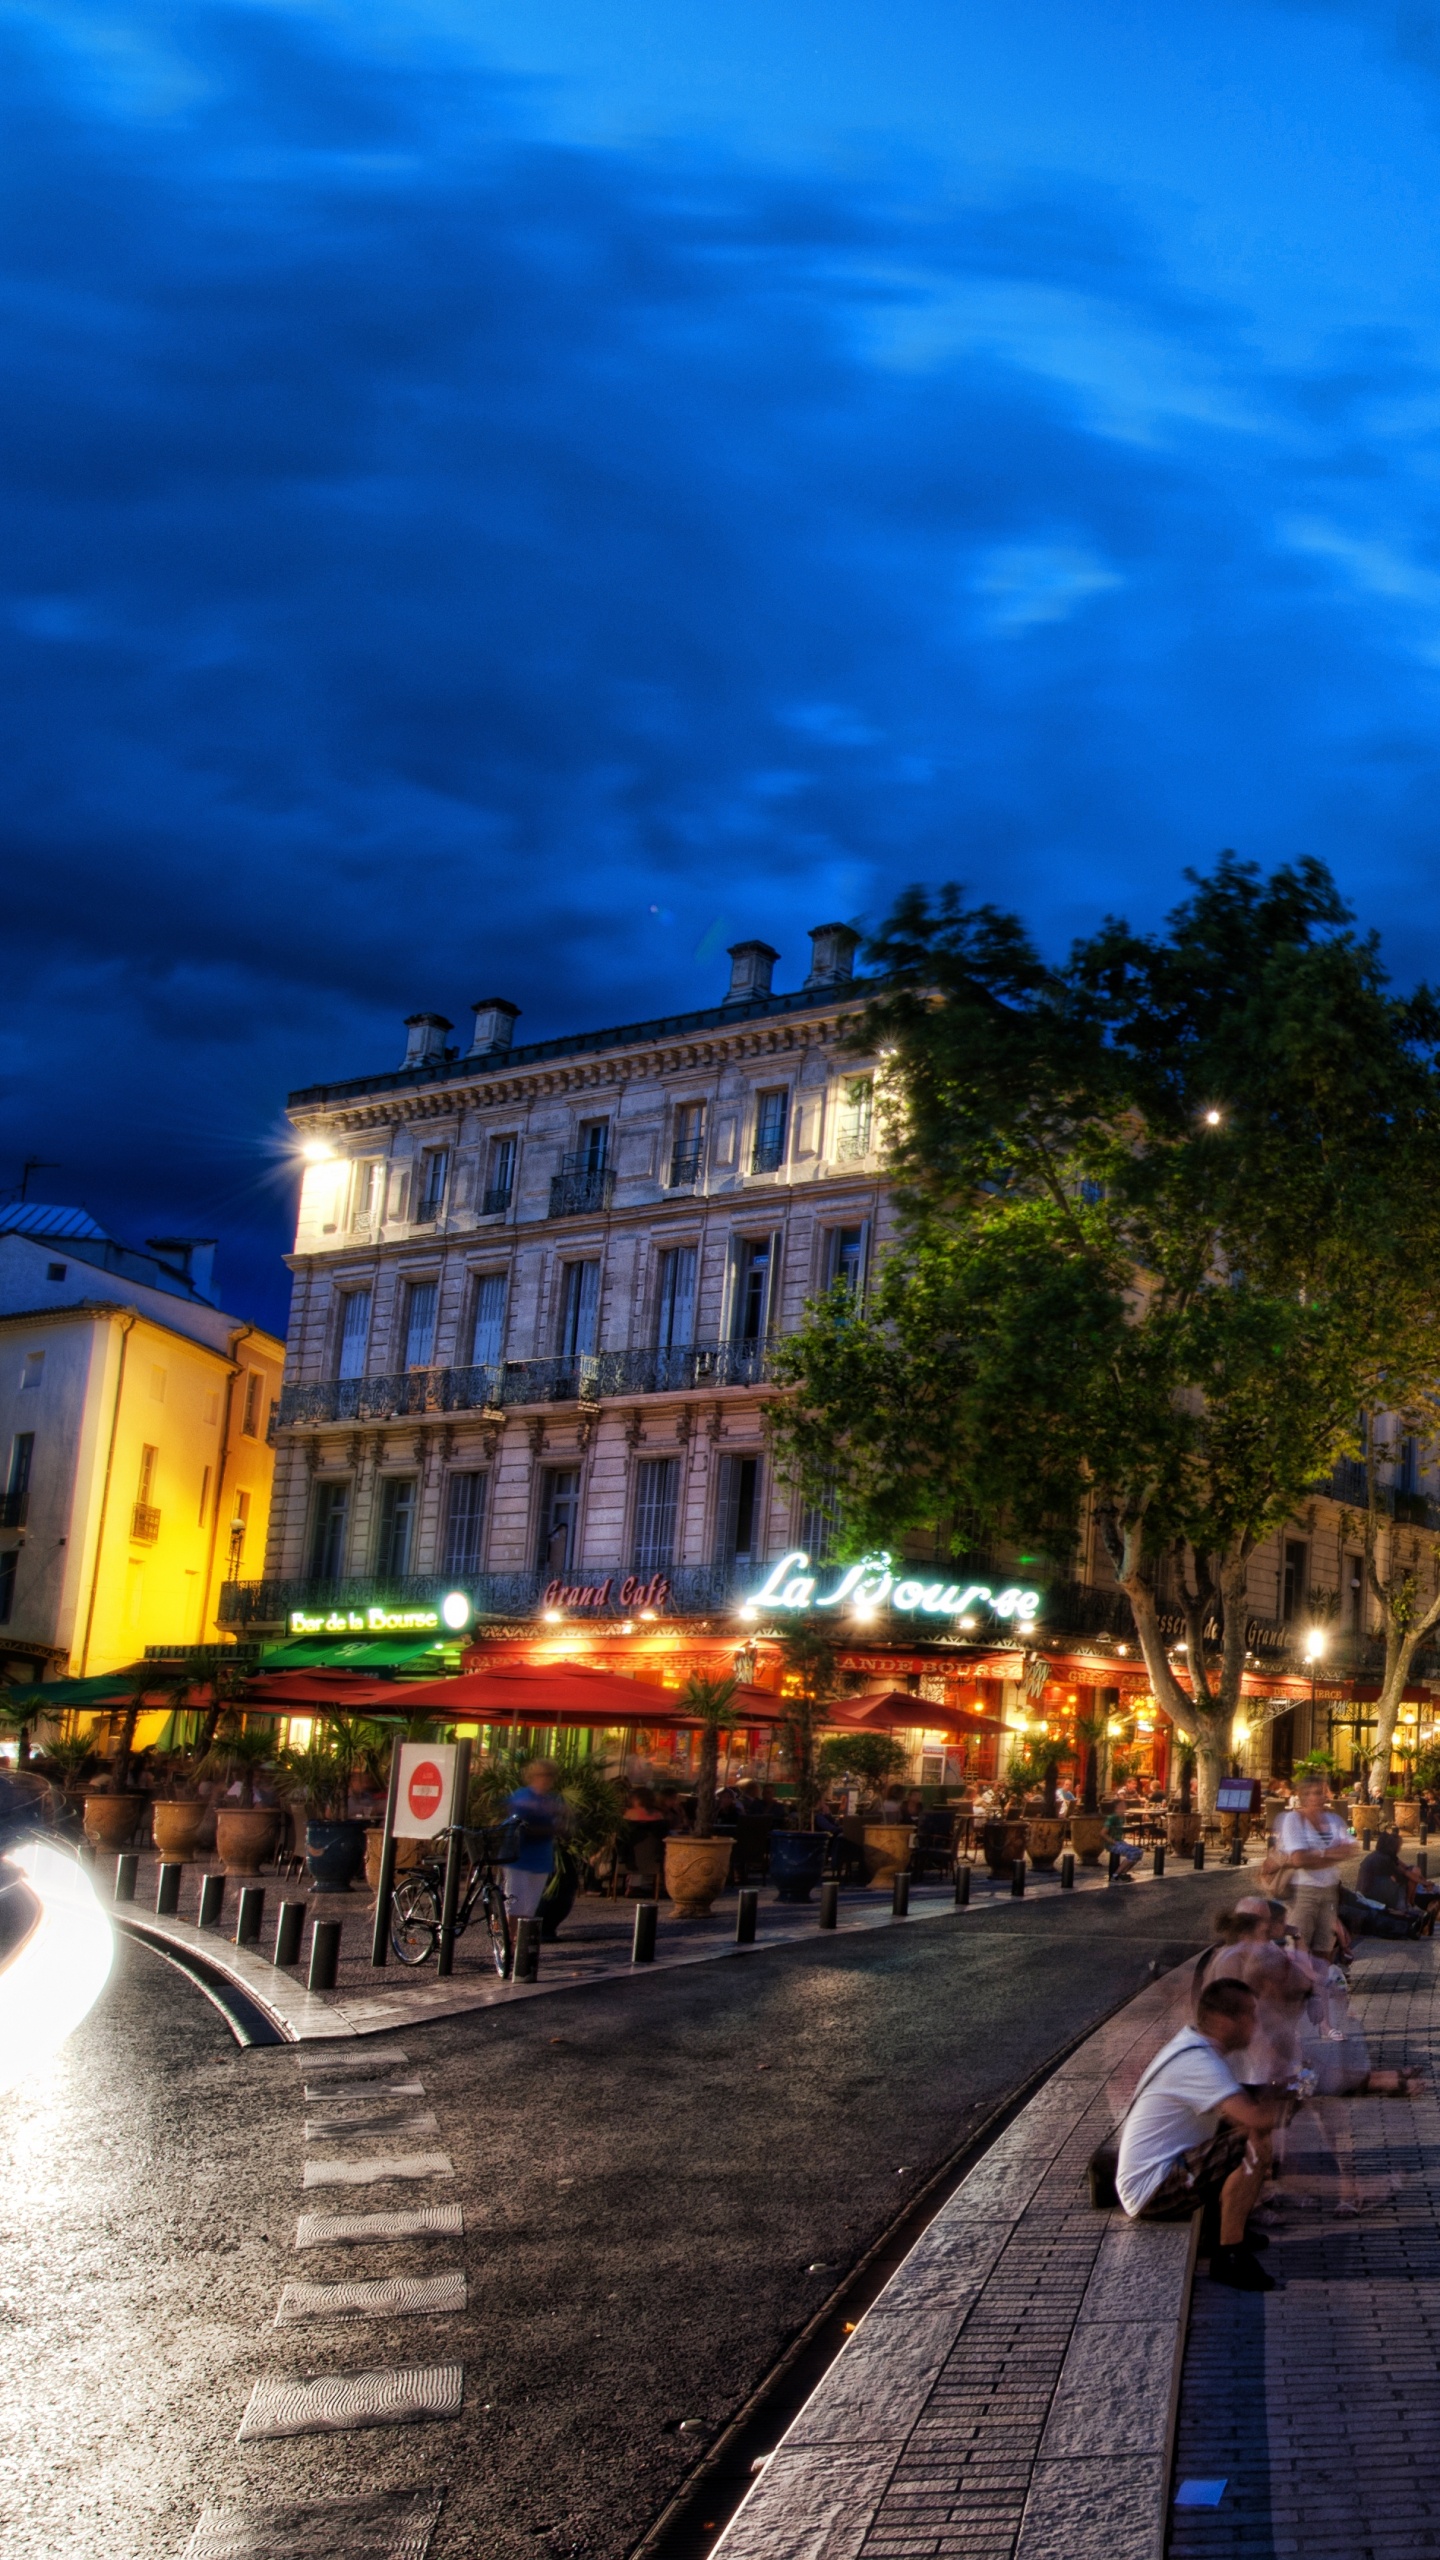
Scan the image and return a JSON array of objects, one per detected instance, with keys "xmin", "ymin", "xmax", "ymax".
[{"xmin": 1171, "ymin": 1938, "xmax": 1440, "ymax": 2560}]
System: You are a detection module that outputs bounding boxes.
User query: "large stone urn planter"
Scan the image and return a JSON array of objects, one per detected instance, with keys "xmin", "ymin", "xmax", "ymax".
[
  {"xmin": 769, "ymin": 1831, "xmax": 828, "ymax": 1903},
  {"xmin": 152, "ymin": 1800, "xmax": 206, "ymax": 1862},
  {"xmin": 363, "ymin": 1827, "xmax": 427, "ymax": 1896},
  {"xmin": 83, "ymin": 1793, "xmax": 141, "ymax": 1850},
  {"xmin": 981, "ymin": 1817, "xmax": 1028, "ymax": 1880},
  {"xmin": 1394, "ymin": 1798, "xmax": 1422, "ymax": 1836},
  {"xmin": 663, "ymin": 1835, "xmax": 735, "ymax": 1916},
  {"xmin": 1166, "ymin": 1811, "xmax": 1203, "ymax": 1856},
  {"xmin": 216, "ymin": 1806, "xmax": 281, "ymax": 1876},
  {"xmin": 1068, "ymin": 1812, "xmax": 1107, "ymax": 1866},
  {"xmin": 861, "ymin": 1823, "xmax": 914, "ymax": 1887},
  {"xmin": 1024, "ymin": 1817, "xmax": 1065, "ymax": 1871}
]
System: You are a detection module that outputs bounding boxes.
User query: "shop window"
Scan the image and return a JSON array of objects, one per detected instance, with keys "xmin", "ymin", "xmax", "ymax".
[
  {"xmin": 655, "ymin": 1246, "xmax": 697, "ymax": 1350},
  {"xmin": 537, "ymin": 1468, "xmax": 582, "ymax": 1574},
  {"xmin": 633, "ymin": 1457, "xmax": 680, "ymax": 1573},
  {"xmin": 337, "ymin": 1288, "xmax": 372, "ymax": 1379},
  {"xmin": 374, "ymin": 1475, "xmax": 418, "ymax": 1578},
  {"xmin": 470, "ymin": 1272, "xmax": 508, "ymax": 1368},
  {"xmin": 557, "ymin": 1260, "xmax": 600, "ymax": 1357},
  {"xmin": 443, "ymin": 1472, "xmax": 489, "ymax": 1577},
  {"xmin": 716, "ymin": 1453, "xmax": 763, "ymax": 1569},
  {"xmin": 402, "ymin": 1278, "xmax": 438, "ymax": 1370},
  {"xmin": 308, "ymin": 1480, "xmax": 351, "ymax": 1579}
]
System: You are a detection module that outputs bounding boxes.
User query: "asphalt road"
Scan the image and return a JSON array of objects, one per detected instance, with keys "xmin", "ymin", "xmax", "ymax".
[{"xmin": 0, "ymin": 1868, "xmax": 1248, "ymax": 2560}]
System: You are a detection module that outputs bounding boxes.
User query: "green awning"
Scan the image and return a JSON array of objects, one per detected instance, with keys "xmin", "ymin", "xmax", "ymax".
[
  {"xmin": 256, "ymin": 1636, "xmax": 464, "ymax": 1673},
  {"xmin": 3, "ymin": 1665, "xmax": 153, "ymax": 1708}
]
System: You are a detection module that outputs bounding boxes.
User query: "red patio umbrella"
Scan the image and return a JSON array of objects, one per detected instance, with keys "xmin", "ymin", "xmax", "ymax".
[{"xmin": 826, "ymin": 1688, "xmax": 1007, "ymax": 1739}]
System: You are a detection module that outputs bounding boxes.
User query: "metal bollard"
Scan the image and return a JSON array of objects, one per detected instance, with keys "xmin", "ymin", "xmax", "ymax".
[
  {"xmin": 198, "ymin": 1871, "xmax": 226, "ymax": 1928},
  {"xmin": 113, "ymin": 1852, "xmax": 139, "ymax": 1903},
  {"xmin": 735, "ymin": 1887, "xmax": 759, "ymax": 1944},
  {"xmin": 891, "ymin": 1872, "xmax": 910, "ymax": 1917},
  {"xmin": 1107, "ymin": 1850, "xmax": 1121, "ymax": 1883},
  {"xmin": 1192, "ymin": 1841, "xmax": 1205, "ymax": 1871},
  {"xmin": 1152, "ymin": 1842, "xmax": 1165, "ymax": 1878},
  {"xmin": 1011, "ymin": 1854, "xmax": 1026, "ymax": 1898},
  {"xmin": 1421, "ymin": 1822, "xmax": 1430, "ymax": 1847},
  {"xmin": 274, "ymin": 1900, "xmax": 305, "ymax": 1967},
  {"xmin": 513, "ymin": 1917, "xmax": 541, "ymax": 1982},
  {"xmin": 954, "ymin": 1863, "xmax": 971, "ymax": 1906},
  {"xmin": 235, "ymin": 1885, "xmax": 265, "ymax": 1946},
  {"xmin": 819, "ymin": 1879, "xmax": 839, "ymax": 1929},
  {"xmin": 308, "ymin": 1917, "xmax": 342, "ymax": 1991},
  {"xmin": 1418, "ymin": 1851, "xmax": 1430, "ymax": 1880},
  {"xmin": 632, "ymin": 1900, "xmax": 658, "ymax": 1963},
  {"xmin": 1228, "ymin": 1833, "xmax": 1244, "ymax": 1866},
  {"xmin": 1363, "ymin": 1829, "xmax": 1375, "ymax": 1854},
  {"xmin": 1060, "ymin": 1851, "xmax": 1075, "ymax": 1890},
  {"xmin": 155, "ymin": 1861, "xmax": 182, "ymax": 1916}
]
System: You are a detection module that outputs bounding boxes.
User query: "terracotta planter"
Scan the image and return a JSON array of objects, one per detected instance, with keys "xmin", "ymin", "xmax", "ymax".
[
  {"xmin": 1395, "ymin": 1798, "xmax": 1421, "ymax": 1835},
  {"xmin": 1024, "ymin": 1817, "xmax": 1065, "ymax": 1871},
  {"xmin": 1166, "ymin": 1811, "xmax": 1203, "ymax": 1855},
  {"xmin": 216, "ymin": 1806, "xmax": 281, "ymax": 1876},
  {"xmin": 981, "ymin": 1817, "xmax": 1028, "ymax": 1879},
  {"xmin": 862, "ymin": 1823, "xmax": 914, "ymax": 1885},
  {"xmin": 83, "ymin": 1793, "xmax": 141, "ymax": 1850},
  {"xmin": 152, "ymin": 1800, "xmax": 206, "ymax": 1862},
  {"xmin": 1069, "ymin": 1813, "xmax": 1108, "ymax": 1866},
  {"xmin": 663, "ymin": 1834, "xmax": 736, "ymax": 1916},
  {"xmin": 363, "ymin": 1827, "xmax": 428, "ymax": 1894}
]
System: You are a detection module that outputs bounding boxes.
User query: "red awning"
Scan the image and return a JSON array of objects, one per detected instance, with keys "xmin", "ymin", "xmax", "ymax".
[{"xmin": 826, "ymin": 1688, "xmax": 1007, "ymax": 1739}]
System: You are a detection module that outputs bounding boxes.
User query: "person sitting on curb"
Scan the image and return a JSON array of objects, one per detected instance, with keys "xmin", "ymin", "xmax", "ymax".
[
  {"xmin": 1102, "ymin": 1797, "xmax": 1144, "ymax": 1881},
  {"xmin": 1116, "ymin": 1978, "xmax": 1291, "ymax": 2290}
]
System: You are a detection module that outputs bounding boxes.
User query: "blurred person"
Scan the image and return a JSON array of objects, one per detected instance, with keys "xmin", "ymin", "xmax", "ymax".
[
  {"xmin": 1116, "ymin": 1979, "xmax": 1288, "ymax": 2288},
  {"xmin": 1277, "ymin": 1775, "xmax": 1356, "ymax": 1958},
  {"xmin": 501, "ymin": 1756, "xmax": 567, "ymax": 1924}
]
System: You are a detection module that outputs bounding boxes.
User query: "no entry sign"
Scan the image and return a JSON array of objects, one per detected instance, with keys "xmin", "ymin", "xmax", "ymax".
[{"xmin": 393, "ymin": 1740, "xmax": 464, "ymax": 1840}]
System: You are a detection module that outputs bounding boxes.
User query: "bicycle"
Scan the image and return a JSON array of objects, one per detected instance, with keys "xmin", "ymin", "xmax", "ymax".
[{"xmin": 389, "ymin": 1824, "xmax": 513, "ymax": 1976}]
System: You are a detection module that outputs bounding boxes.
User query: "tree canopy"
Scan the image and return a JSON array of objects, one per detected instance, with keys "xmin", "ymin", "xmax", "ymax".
[{"xmin": 770, "ymin": 857, "xmax": 1440, "ymax": 1807}]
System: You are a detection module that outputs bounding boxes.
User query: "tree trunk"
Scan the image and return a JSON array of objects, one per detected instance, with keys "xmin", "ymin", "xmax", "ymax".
[
  {"xmin": 694, "ymin": 1724, "xmax": 719, "ymax": 1839},
  {"xmin": 1103, "ymin": 1517, "xmax": 1249, "ymax": 1819}
]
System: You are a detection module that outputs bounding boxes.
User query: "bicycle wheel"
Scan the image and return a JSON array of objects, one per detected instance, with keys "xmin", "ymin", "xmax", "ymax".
[
  {"xmin": 390, "ymin": 1874, "xmax": 441, "ymax": 1966},
  {"xmin": 482, "ymin": 1877, "xmax": 512, "ymax": 1978}
]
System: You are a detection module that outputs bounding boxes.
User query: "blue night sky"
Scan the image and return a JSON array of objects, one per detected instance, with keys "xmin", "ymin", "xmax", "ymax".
[{"xmin": 7, "ymin": 0, "xmax": 1440, "ymax": 1330}]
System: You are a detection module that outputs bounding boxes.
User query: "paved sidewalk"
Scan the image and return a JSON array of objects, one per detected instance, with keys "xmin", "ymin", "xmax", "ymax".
[
  {"xmin": 101, "ymin": 1839, "xmax": 1240, "ymax": 2039},
  {"xmin": 1171, "ymin": 1936, "xmax": 1440, "ymax": 2560}
]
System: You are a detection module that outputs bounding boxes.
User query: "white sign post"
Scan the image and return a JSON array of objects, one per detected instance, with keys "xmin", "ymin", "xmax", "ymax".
[{"xmin": 370, "ymin": 1739, "xmax": 470, "ymax": 1971}]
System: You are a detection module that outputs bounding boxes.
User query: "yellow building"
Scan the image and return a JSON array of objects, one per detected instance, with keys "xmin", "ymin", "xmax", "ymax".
[{"xmin": 0, "ymin": 1206, "xmax": 283, "ymax": 1684}]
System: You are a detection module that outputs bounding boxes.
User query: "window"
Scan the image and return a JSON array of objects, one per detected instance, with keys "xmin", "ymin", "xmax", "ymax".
[
  {"xmin": 715, "ymin": 1453, "xmax": 763, "ymax": 1568},
  {"xmin": 1281, "ymin": 1540, "xmax": 1308, "ymax": 1623},
  {"xmin": 137, "ymin": 1444, "xmax": 157, "ymax": 1505},
  {"xmin": 537, "ymin": 1467, "xmax": 582, "ymax": 1573},
  {"xmin": 308, "ymin": 1480, "xmax": 351, "ymax": 1578},
  {"xmin": 633, "ymin": 1457, "xmax": 680, "ymax": 1572},
  {"xmin": 470, "ymin": 1273, "xmax": 508, "ymax": 1368},
  {"xmin": 836, "ymin": 1076, "xmax": 874, "ymax": 1160},
  {"xmin": 443, "ymin": 1472, "xmax": 489, "ymax": 1577},
  {"xmin": 415, "ymin": 1150, "xmax": 449, "ymax": 1224},
  {"xmin": 558, "ymin": 1260, "xmax": 600, "ymax": 1357},
  {"xmin": 731, "ymin": 1236, "xmax": 775, "ymax": 1345},
  {"xmin": 20, "ymin": 1350, "xmax": 43, "ymax": 1392},
  {"xmin": 402, "ymin": 1278, "xmax": 438, "ymax": 1369},
  {"xmin": 46, "ymin": 1262, "xmax": 66, "ymax": 1282},
  {"xmin": 150, "ymin": 1365, "xmax": 167, "ymax": 1403},
  {"xmin": 0, "ymin": 1550, "xmax": 15, "ymax": 1625},
  {"xmin": 825, "ymin": 1226, "xmax": 866, "ymax": 1296},
  {"xmin": 798, "ymin": 1478, "xmax": 838, "ymax": 1563},
  {"xmin": 204, "ymin": 1390, "xmax": 220, "ymax": 1426},
  {"xmin": 483, "ymin": 1137, "xmax": 517, "ymax": 1216},
  {"xmin": 669, "ymin": 1103, "xmax": 705, "ymax": 1188},
  {"xmin": 374, "ymin": 1475, "xmax": 418, "ymax": 1577},
  {"xmin": 198, "ymin": 1463, "xmax": 210, "ymax": 1526},
  {"xmin": 228, "ymin": 1487, "xmax": 251, "ymax": 1571},
  {"xmin": 655, "ymin": 1246, "xmax": 697, "ymax": 1350},
  {"xmin": 352, "ymin": 1160, "xmax": 386, "ymax": 1230},
  {"xmin": 241, "ymin": 1370, "xmax": 262, "ymax": 1437},
  {"xmin": 337, "ymin": 1289, "xmax": 372, "ymax": 1379},
  {"xmin": 1402, "ymin": 1435, "xmax": 1421, "ymax": 1495},
  {"xmin": 4, "ymin": 1434, "xmax": 33, "ymax": 1527},
  {"xmin": 751, "ymin": 1089, "xmax": 788, "ymax": 1174},
  {"xmin": 132, "ymin": 1445, "xmax": 160, "ymax": 1545},
  {"xmin": 577, "ymin": 1120, "xmax": 609, "ymax": 1174}
]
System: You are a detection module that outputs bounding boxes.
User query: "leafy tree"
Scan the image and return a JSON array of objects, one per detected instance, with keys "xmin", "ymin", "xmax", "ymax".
[
  {"xmin": 201, "ymin": 1717, "xmax": 276, "ymax": 1808},
  {"xmin": 682, "ymin": 1674, "xmax": 739, "ymax": 1839},
  {"xmin": 816, "ymin": 1730, "xmax": 906, "ymax": 1796},
  {"xmin": 777, "ymin": 1626, "xmax": 839, "ymax": 1826},
  {"xmin": 770, "ymin": 859, "xmax": 1440, "ymax": 1815}
]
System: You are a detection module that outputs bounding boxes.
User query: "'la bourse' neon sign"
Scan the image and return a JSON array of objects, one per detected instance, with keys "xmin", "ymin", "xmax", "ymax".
[{"xmin": 748, "ymin": 1550, "xmax": 1041, "ymax": 1622}]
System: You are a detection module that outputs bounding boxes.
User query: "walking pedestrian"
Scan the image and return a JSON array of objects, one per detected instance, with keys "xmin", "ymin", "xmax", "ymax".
[
  {"xmin": 1275, "ymin": 1774, "xmax": 1355, "ymax": 1959},
  {"xmin": 500, "ymin": 1757, "xmax": 567, "ymax": 1924}
]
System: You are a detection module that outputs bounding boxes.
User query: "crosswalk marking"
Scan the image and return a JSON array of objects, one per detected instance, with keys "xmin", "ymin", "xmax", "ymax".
[
  {"xmin": 294, "ymin": 2204, "xmax": 464, "ymax": 2248},
  {"xmin": 236, "ymin": 2362, "xmax": 464, "ymax": 2440},
  {"xmin": 182, "ymin": 2486, "xmax": 445, "ymax": 2558},
  {"xmin": 304, "ymin": 2109, "xmax": 440, "ymax": 2141},
  {"xmin": 275, "ymin": 2270, "xmax": 467, "ymax": 2323},
  {"xmin": 302, "ymin": 2080, "xmax": 424, "ymax": 2102},
  {"xmin": 302, "ymin": 2152, "xmax": 455, "ymax": 2187},
  {"xmin": 299, "ymin": 2048, "xmax": 413, "ymax": 2075}
]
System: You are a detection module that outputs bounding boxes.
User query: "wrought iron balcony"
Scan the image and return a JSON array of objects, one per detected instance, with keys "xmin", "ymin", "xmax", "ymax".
[
  {"xmin": 667, "ymin": 1147, "xmax": 703, "ymax": 1189},
  {"xmin": 277, "ymin": 1340, "xmax": 778, "ymax": 1428},
  {"xmin": 131, "ymin": 1503, "xmax": 161, "ymax": 1545},
  {"xmin": 834, "ymin": 1126, "xmax": 873, "ymax": 1161},
  {"xmin": 548, "ymin": 1163, "xmax": 615, "ymax": 1218},
  {"xmin": 480, "ymin": 1182, "xmax": 513, "ymax": 1216},
  {"xmin": 412, "ymin": 1198, "xmax": 442, "ymax": 1226},
  {"xmin": 750, "ymin": 1135, "xmax": 786, "ymax": 1174}
]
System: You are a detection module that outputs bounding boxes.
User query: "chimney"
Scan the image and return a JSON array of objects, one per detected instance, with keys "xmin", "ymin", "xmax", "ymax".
[
  {"xmin": 805, "ymin": 922, "xmax": 861, "ymax": 988},
  {"xmin": 403, "ymin": 1012, "xmax": 453, "ymax": 1068},
  {"xmin": 723, "ymin": 940, "xmax": 779, "ymax": 1006},
  {"xmin": 147, "ymin": 1237, "xmax": 218, "ymax": 1302},
  {"xmin": 469, "ymin": 997, "xmax": 521, "ymax": 1057}
]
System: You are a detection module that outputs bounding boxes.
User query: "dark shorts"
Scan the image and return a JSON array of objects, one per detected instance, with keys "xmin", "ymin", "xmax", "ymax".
[{"xmin": 1135, "ymin": 2121, "xmax": 1252, "ymax": 2221}]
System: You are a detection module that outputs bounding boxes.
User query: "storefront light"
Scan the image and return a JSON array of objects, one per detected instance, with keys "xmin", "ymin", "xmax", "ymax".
[
  {"xmin": 737, "ymin": 1604, "xmax": 759, "ymax": 1623},
  {"xmin": 620, "ymin": 1620, "xmax": 635, "ymax": 1634},
  {"xmin": 543, "ymin": 1608, "xmax": 563, "ymax": 1624}
]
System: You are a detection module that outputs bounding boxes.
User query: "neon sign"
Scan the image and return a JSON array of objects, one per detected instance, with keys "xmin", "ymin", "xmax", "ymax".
[
  {"xmin": 745, "ymin": 1551, "xmax": 1040, "ymax": 1623},
  {"xmin": 288, "ymin": 1592, "xmax": 472, "ymax": 1637}
]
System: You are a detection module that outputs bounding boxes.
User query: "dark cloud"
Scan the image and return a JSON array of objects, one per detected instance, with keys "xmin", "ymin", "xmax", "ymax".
[{"xmin": 5, "ymin": 5, "xmax": 1440, "ymax": 1331}]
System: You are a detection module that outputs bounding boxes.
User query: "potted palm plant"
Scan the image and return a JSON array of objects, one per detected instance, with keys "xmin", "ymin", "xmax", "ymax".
[
  {"xmin": 1166, "ymin": 1747, "xmax": 1203, "ymax": 1854},
  {"xmin": 771, "ymin": 1628, "xmax": 838, "ymax": 1901},
  {"xmin": 204, "ymin": 1719, "xmax": 283, "ymax": 1874},
  {"xmin": 982, "ymin": 1743, "xmax": 1039, "ymax": 1877},
  {"xmin": 1024, "ymin": 1753, "xmax": 1066, "ymax": 1870},
  {"xmin": 1071, "ymin": 1709, "xmax": 1109, "ymax": 1864},
  {"xmin": 286, "ymin": 1722, "xmax": 365, "ymax": 1891},
  {"xmin": 83, "ymin": 1668, "xmax": 153, "ymax": 1848},
  {"xmin": 664, "ymin": 1676, "xmax": 742, "ymax": 1915}
]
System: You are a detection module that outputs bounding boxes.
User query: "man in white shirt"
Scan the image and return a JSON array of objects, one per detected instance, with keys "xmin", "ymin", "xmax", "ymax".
[
  {"xmin": 1116, "ymin": 1977, "xmax": 1288, "ymax": 2290},
  {"xmin": 1277, "ymin": 1774, "xmax": 1355, "ymax": 1958}
]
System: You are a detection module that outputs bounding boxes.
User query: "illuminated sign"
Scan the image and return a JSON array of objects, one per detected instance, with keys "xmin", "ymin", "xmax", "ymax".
[
  {"xmin": 540, "ymin": 1573, "xmax": 671, "ymax": 1616},
  {"xmin": 745, "ymin": 1551, "xmax": 1040, "ymax": 1623},
  {"xmin": 288, "ymin": 1592, "xmax": 472, "ymax": 1637}
]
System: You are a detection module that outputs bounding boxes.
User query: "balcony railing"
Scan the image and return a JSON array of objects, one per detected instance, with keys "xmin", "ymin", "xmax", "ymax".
[
  {"xmin": 667, "ymin": 1148, "xmax": 703, "ymax": 1189},
  {"xmin": 0, "ymin": 1490, "xmax": 26, "ymax": 1530},
  {"xmin": 834, "ymin": 1126, "xmax": 872, "ymax": 1161},
  {"xmin": 549, "ymin": 1164, "xmax": 615, "ymax": 1218},
  {"xmin": 480, "ymin": 1183, "xmax": 513, "ymax": 1216},
  {"xmin": 277, "ymin": 1340, "xmax": 778, "ymax": 1428},
  {"xmin": 131, "ymin": 1503, "xmax": 161, "ymax": 1545},
  {"xmin": 750, "ymin": 1135, "xmax": 786, "ymax": 1174},
  {"xmin": 412, "ymin": 1197, "xmax": 442, "ymax": 1226},
  {"xmin": 219, "ymin": 1563, "xmax": 742, "ymax": 1630}
]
